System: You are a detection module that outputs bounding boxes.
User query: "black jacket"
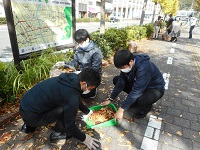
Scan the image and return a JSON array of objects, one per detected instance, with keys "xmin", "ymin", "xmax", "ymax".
[
  {"xmin": 20, "ymin": 73, "xmax": 89, "ymax": 141},
  {"xmin": 110, "ymin": 54, "xmax": 165, "ymax": 110}
]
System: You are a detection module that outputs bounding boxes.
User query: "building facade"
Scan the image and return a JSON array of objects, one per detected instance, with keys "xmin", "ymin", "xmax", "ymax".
[
  {"xmin": 0, "ymin": 0, "xmax": 5, "ymax": 17},
  {"xmin": 75, "ymin": 0, "xmax": 113, "ymax": 19},
  {"xmin": 112, "ymin": 0, "xmax": 161, "ymax": 20}
]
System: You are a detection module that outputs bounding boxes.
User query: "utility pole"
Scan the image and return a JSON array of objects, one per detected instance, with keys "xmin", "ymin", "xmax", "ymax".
[{"xmin": 100, "ymin": 0, "xmax": 105, "ymax": 34}]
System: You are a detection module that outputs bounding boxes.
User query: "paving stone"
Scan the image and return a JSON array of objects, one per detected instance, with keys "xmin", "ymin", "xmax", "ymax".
[
  {"xmin": 159, "ymin": 114, "xmax": 174, "ymax": 125},
  {"xmin": 182, "ymin": 99, "xmax": 196, "ymax": 107},
  {"xmin": 193, "ymin": 140, "xmax": 200, "ymax": 149},
  {"xmin": 161, "ymin": 143, "xmax": 181, "ymax": 150},
  {"xmin": 174, "ymin": 117, "xmax": 190, "ymax": 128},
  {"xmin": 181, "ymin": 111, "xmax": 198, "ymax": 121},
  {"xmin": 182, "ymin": 127, "xmax": 200, "ymax": 142},
  {"xmin": 189, "ymin": 106, "xmax": 200, "ymax": 115},
  {"xmin": 172, "ymin": 135, "xmax": 193, "ymax": 150},
  {"xmin": 164, "ymin": 124, "xmax": 182, "ymax": 136},
  {"xmin": 167, "ymin": 108, "xmax": 182, "ymax": 117},
  {"xmin": 159, "ymin": 131, "xmax": 173, "ymax": 145},
  {"xmin": 161, "ymin": 100, "xmax": 175, "ymax": 108},
  {"xmin": 174, "ymin": 101, "xmax": 189, "ymax": 111},
  {"xmin": 191, "ymin": 121, "xmax": 200, "ymax": 131}
]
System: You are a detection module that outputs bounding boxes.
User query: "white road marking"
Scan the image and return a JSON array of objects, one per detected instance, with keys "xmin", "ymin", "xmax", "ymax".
[
  {"xmin": 167, "ymin": 57, "xmax": 173, "ymax": 64},
  {"xmin": 163, "ymin": 73, "xmax": 170, "ymax": 90},
  {"xmin": 141, "ymin": 115, "xmax": 162, "ymax": 150},
  {"xmin": 172, "ymin": 43, "xmax": 176, "ymax": 47},
  {"xmin": 170, "ymin": 48, "xmax": 175, "ymax": 53}
]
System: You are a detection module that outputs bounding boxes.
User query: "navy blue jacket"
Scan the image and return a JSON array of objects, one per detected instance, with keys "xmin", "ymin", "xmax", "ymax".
[
  {"xmin": 20, "ymin": 73, "xmax": 89, "ymax": 141},
  {"xmin": 110, "ymin": 54, "xmax": 165, "ymax": 110}
]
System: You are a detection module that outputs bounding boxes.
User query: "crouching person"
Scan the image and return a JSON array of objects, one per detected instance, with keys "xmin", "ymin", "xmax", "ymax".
[
  {"xmin": 102, "ymin": 50, "xmax": 165, "ymax": 120},
  {"xmin": 20, "ymin": 68, "xmax": 101, "ymax": 149}
]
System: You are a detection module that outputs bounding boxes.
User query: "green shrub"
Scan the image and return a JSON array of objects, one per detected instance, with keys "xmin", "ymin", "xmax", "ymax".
[
  {"xmin": 90, "ymin": 32, "xmax": 113, "ymax": 59},
  {"xmin": 142, "ymin": 23, "xmax": 154, "ymax": 38},
  {"xmin": 0, "ymin": 17, "xmax": 6, "ymax": 25},
  {"xmin": 0, "ymin": 49, "xmax": 74, "ymax": 104},
  {"xmin": 91, "ymin": 25, "xmax": 150, "ymax": 58}
]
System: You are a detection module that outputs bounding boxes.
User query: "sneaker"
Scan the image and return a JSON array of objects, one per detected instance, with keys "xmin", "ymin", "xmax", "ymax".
[
  {"xmin": 89, "ymin": 88, "xmax": 97, "ymax": 99},
  {"xmin": 21, "ymin": 123, "xmax": 37, "ymax": 133},
  {"xmin": 50, "ymin": 132, "xmax": 72, "ymax": 144}
]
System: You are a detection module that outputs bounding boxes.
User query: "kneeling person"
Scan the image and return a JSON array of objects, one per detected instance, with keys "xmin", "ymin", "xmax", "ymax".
[
  {"xmin": 20, "ymin": 68, "xmax": 101, "ymax": 149},
  {"xmin": 102, "ymin": 50, "xmax": 165, "ymax": 120}
]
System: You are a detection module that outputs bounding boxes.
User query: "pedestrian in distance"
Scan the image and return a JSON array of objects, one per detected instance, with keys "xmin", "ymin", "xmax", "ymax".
[
  {"xmin": 169, "ymin": 18, "xmax": 181, "ymax": 42},
  {"xmin": 188, "ymin": 14, "xmax": 198, "ymax": 39},
  {"xmin": 65, "ymin": 29, "xmax": 103, "ymax": 99},
  {"xmin": 153, "ymin": 16, "xmax": 162, "ymax": 39},
  {"xmin": 101, "ymin": 50, "xmax": 165, "ymax": 120},
  {"xmin": 20, "ymin": 68, "xmax": 101, "ymax": 149}
]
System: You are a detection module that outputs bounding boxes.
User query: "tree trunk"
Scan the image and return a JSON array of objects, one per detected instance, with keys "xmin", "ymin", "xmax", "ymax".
[
  {"xmin": 140, "ymin": 0, "xmax": 147, "ymax": 25},
  {"xmin": 100, "ymin": 0, "xmax": 105, "ymax": 34},
  {"xmin": 151, "ymin": 2, "xmax": 157, "ymax": 23}
]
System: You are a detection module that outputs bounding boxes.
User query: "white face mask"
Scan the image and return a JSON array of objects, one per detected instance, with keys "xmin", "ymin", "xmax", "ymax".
[
  {"xmin": 121, "ymin": 66, "xmax": 131, "ymax": 73},
  {"xmin": 82, "ymin": 83, "xmax": 90, "ymax": 94},
  {"xmin": 79, "ymin": 42, "xmax": 88, "ymax": 49}
]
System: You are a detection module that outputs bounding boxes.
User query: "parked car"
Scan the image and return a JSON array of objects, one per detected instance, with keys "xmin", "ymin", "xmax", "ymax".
[{"xmin": 110, "ymin": 17, "xmax": 118, "ymax": 23}]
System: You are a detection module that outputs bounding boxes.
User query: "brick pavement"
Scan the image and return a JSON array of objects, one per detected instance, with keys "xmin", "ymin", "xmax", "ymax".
[{"xmin": 0, "ymin": 28, "xmax": 200, "ymax": 150}]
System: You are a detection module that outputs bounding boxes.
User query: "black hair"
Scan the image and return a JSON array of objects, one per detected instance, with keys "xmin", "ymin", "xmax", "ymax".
[
  {"xmin": 74, "ymin": 29, "xmax": 90, "ymax": 43},
  {"xmin": 158, "ymin": 16, "xmax": 161, "ymax": 20},
  {"xmin": 114, "ymin": 50, "xmax": 133, "ymax": 68},
  {"xmin": 189, "ymin": 14, "xmax": 192, "ymax": 17},
  {"xmin": 78, "ymin": 67, "xmax": 101, "ymax": 87}
]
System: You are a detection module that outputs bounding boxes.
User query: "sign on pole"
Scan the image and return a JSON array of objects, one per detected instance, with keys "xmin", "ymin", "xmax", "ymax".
[{"xmin": 3, "ymin": 0, "xmax": 75, "ymax": 65}]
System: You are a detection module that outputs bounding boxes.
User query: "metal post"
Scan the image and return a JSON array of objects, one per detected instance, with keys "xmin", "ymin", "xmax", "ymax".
[{"xmin": 2, "ymin": 0, "xmax": 20, "ymax": 67}]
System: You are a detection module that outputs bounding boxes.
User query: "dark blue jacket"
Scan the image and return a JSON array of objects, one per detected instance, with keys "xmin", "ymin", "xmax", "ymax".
[
  {"xmin": 20, "ymin": 73, "xmax": 89, "ymax": 141},
  {"xmin": 110, "ymin": 54, "xmax": 165, "ymax": 110}
]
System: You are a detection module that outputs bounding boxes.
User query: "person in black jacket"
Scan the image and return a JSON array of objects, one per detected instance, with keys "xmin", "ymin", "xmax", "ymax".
[
  {"xmin": 102, "ymin": 50, "xmax": 165, "ymax": 119},
  {"xmin": 20, "ymin": 68, "xmax": 101, "ymax": 149}
]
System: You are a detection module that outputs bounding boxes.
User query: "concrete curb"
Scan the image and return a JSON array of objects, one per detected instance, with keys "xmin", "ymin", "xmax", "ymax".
[{"xmin": 0, "ymin": 110, "xmax": 19, "ymax": 127}]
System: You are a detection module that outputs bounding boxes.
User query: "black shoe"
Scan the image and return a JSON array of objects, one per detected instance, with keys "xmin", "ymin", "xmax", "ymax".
[
  {"xmin": 134, "ymin": 110, "xmax": 149, "ymax": 119},
  {"xmin": 50, "ymin": 132, "xmax": 72, "ymax": 144},
  {"xmin": 21, "ymin": 123, "xmax": 37, "ymax": 133}
]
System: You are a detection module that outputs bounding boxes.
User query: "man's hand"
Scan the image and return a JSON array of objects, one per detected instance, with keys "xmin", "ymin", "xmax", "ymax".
[
  {"xmin": 81, "ymin": 110, "xmax": 93, "ymax": 122},
  {"xmin": 82, "ymin": 134, "xmax": 100, "ymax": 150},
  {"xmin": 114, "ymin": 107, "xmax": 124, "ymax": 122}
]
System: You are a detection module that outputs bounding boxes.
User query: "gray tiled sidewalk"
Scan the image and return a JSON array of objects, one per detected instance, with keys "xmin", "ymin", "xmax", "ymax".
[{"xmin": 0, "ymin": 28, "xmax": 200, "ymax": 150}]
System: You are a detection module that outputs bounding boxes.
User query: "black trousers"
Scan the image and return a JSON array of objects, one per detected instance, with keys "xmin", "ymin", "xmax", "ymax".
[
  {"xmin": 113, "ymin": 76, "xmax": 164, "ymax": 112},
  {"xmin": 189, "ymin": 25, "xmax": 195, "ymax": 39},
  {"xmin": 20, "ymin": 106, "xmax": 66, "ymax": 132}
]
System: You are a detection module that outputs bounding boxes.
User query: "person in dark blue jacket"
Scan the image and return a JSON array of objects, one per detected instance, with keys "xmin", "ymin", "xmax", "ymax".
[
  {"xmin": 102, "ymin": 50, "xmax": 165, "ymax": 119},
  {"xmin": 20, "ymin": 68, "xmax": 101, "ymax": 149}
]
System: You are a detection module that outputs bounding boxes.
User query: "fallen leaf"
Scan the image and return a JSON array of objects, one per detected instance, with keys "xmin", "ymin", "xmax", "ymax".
[
  {"xmin": 167, "ymin": 133, "xmax": 172, "ymax": 137},
  {"xmin": 126, "ymin": 141, "xmax": 132, "ymax": 145},
  {"xmin": 0, "ymin": 132, "xmax": 12, "ymax": 144},
  {"xmin": 105, "ymin": 137, "xmax": 112, "ymax": 143},
  {"xmin": 36, "ymin": 144, "xmax": 45, "ymax": 150},
  {"xmin": 27, "ymin": 142, "xmax": 34, "ymax": 148},
  {"xmin": 192, "ymin": 135, "xmax": 197, "ymax": 138},
  {"xmin": 176, "ymin": 131, "xmax": 182, "ymax": 136}
]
